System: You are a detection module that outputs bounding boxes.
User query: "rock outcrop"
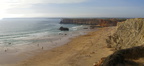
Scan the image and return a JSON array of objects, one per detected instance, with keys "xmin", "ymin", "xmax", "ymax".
[
  {"xmin": 94, "ymin": 18, "xmax": 144, "ymax": 66},
  {"xmin": 106, "ymin": 18, "xmax": 144, "ymax": 50},
  {"xmin": 60, "ymin": 18, "xmax": 126, "ymax": 27},
  {"xmin": 102, "ymin": 45, "xmax": 144, "ymax": 66},
  {"xmin": 59, "ymin": 26, "xmax": 69, "ymax": 31}
]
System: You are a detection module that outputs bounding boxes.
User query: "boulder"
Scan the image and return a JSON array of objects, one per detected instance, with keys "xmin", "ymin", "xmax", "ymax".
[{"xmin": 59, "ymin": 26, "xmax": 69, "ymax": 31}]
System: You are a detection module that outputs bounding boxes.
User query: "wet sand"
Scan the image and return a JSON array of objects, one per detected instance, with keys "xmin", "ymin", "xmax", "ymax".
[{"xmin": 2, "ymin": 27, "xmax": 116, "ymax": 66}]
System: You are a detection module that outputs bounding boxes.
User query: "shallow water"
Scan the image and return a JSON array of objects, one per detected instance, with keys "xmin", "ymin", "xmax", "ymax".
[
  {"xmin": 0, "ymin": 18, "xmax": 91, "ymax": 54},
  {"xmin": 0, "ymin": 18, "xmax": 87, "ymax": 45},
  {"xmin": 0, "ymin": 18, "xmax": 94, "ymax": 65},
  {"xmin": 0, "ymin": 18, "xmax": 92, "ymax": 64}
]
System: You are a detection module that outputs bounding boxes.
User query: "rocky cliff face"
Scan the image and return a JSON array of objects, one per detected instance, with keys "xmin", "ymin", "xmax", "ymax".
[
  {"xmin": 107, "ymin": 18, "xmax": 144, "ymax": 50},
  {"xmin": 60, "ymin": 18, "xmax": 126, "ymax": 27}
]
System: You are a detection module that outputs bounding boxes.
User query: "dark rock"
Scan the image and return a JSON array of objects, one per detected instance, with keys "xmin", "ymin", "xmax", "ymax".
[
  {"xmin": 83, "ymin": 27, "xmax": 88, "ymax": 29},
  {"xmin": 59, "ymin": 26, "xmax": 69, "ymax": 31},
  {"xmin": 90, "ymin": 25, "xmax": 97, "ymax": 29},
  {"xmin": 102, "ymin": 45, "xmax": 144, "ymax": 66}
]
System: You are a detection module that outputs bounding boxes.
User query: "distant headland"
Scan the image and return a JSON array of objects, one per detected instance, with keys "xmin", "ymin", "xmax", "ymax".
[{"xmin": 60, "ymin": 18, "xmax": 127, "ymax": 27}]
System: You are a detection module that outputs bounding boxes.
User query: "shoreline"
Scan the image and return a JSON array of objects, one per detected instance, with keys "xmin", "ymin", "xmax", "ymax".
[
  {"xmin": 1, "ymin": 27, "xmax": 115, "ymax": 66},
  {"xmin": 0, "ymin": 26, "xmax": 91, "ymax": 65}
]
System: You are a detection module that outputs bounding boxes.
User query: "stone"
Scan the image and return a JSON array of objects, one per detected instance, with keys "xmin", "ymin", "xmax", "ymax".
[{"xmin": 59, "ymin": 26, "xmax": 69, "ymax": 31}]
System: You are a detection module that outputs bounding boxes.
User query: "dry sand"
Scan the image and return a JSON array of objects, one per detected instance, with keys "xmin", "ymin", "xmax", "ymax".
[{"xmin": 8, "ymin": 27, "xmax": 115, "ymax": 66}]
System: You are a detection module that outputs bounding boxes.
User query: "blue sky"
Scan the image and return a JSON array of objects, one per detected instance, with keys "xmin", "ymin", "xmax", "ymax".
[{"xmin": 0, "ymin": 0, "xmax": 144, "ymax": 18}]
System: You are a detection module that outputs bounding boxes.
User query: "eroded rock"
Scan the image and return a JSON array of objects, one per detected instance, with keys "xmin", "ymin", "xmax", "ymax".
[{"xmin": 107, "ymin": 18, "xmax": 144, "ymax": 50}]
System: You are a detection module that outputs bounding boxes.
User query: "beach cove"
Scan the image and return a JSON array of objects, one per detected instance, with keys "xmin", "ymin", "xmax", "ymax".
[
  {"xmin": 0, "ymin": 18, "xmax": 92, "ymax": 66},
  {"xmin": 6, "ymin": 27, "xmax": 115, "ymax": 66},
  {"xmin": 0, "ymin": 0, "xmax": 143, "ymax": 65}
]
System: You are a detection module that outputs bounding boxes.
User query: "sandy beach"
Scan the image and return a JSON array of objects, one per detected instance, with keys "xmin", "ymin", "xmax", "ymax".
[{"xmin": 2, "ymin": 27, "xmax": 115, "ymax": 66}]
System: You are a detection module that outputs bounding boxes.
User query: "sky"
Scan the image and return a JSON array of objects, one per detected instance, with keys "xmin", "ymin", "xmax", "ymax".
[{"xmin": 0, "ymin": 0, "xmax": 144, "ymax": 18}]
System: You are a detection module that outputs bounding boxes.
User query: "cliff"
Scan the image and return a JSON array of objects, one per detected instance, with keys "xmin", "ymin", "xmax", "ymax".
[
  {"xmin": 60, "ymin": 18, "xmax": 126, "ymax": 27},
  {"xmin": 106, "ymin": 18, "xmax": 144, "ymax": 50},
  {"xmin": 93, "ymin": 18, "xmax": 144, "ymax": 66}
]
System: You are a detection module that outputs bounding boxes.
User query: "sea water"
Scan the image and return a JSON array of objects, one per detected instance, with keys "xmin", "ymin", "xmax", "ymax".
[{"xmin": 0, "ymin": 18, "xmax": 90, "ymax": 52}]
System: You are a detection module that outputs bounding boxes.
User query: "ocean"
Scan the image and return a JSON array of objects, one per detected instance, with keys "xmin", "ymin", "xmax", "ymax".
[{"xmin": 0, "ymin": 18, "xmax": 90, "ymax": 53}]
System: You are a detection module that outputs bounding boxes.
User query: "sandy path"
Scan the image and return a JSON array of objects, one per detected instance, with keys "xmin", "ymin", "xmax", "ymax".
[{"xmin": 12, "ymin": 27, "xmax": 115, "ymax": 66}]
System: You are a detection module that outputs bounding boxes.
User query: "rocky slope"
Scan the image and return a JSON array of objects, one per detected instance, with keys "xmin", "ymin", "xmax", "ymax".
[
  {"xmin": 106, "ymin": 18, "xmax": 144, "ymax": 50},
  {"xmin": 60, "ymin": 18, "xmax": 126, "ymax": 27},
  {"xmin": 93, "ymin": 18, "xmax": 144, "ymax": 66}
]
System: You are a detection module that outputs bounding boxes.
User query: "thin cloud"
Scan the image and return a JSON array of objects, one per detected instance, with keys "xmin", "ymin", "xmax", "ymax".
[
  {"xmin": 0, "ymin": 0, "xmax": 87, "ymax": 18},
  {"xmin": 1, "ymin": 0, "xmax": 87, "ymax": 9}
]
